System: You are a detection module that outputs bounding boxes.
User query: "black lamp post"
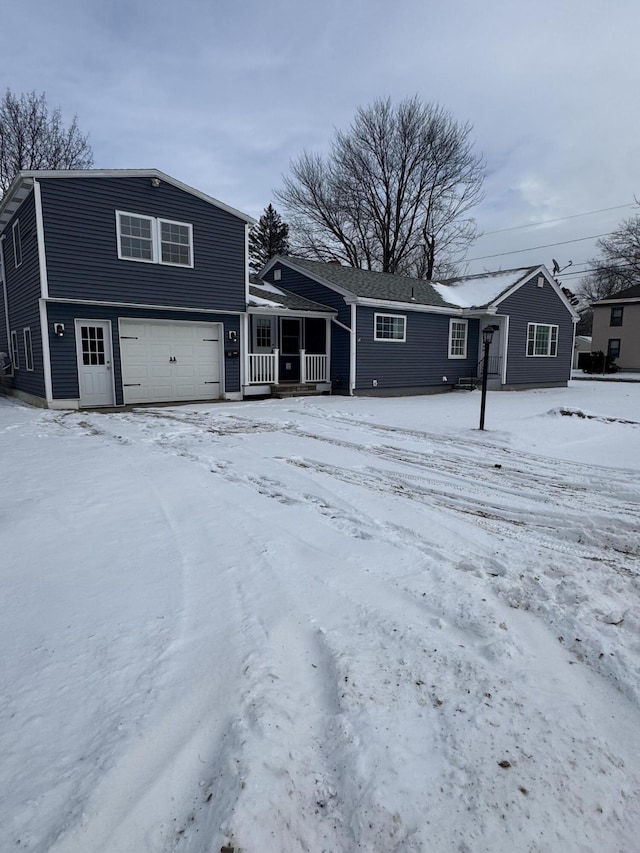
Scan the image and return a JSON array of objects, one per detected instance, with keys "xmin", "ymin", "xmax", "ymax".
[{"xmin": 479, "ymin": 324, "xmax": 499, "ymax": 431}]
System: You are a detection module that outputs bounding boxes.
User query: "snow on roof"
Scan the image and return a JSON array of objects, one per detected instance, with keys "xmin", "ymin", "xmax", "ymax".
[{"xmin": 433, "ymin": 268, "xmax": 533, "ymax": 309}]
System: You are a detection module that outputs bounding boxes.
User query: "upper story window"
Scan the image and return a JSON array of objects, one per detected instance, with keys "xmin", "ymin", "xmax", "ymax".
[
  {"xmin": 448, "ymin": 319, "xmax": 468, "ymax": 358},
  {"xmin": 13, "ymin": 220, "xmax": 22, "ymax": 268},
  {"xmin": 116, "ymin": 211, "xmax": 193, "ymax": 267},
  {"xmin": 527, "ymin": 323, "xmax": 558, "ymax": 357},
  {"xmin": 374, "ymin": 313, "xmax": 406, "ymax": 342},
  {"xmin": 610, "ymin": 306, "xmax": 624, "ymax": 326}
]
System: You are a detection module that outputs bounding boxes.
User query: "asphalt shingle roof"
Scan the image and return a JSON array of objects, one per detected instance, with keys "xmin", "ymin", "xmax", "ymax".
[
  {"xmin": 281, "ymin": 258, "xmax": 451, "ymax": 307},
  {"xmin": 279, "ymin": 257, "xmax": 540, "ymax": 310}
]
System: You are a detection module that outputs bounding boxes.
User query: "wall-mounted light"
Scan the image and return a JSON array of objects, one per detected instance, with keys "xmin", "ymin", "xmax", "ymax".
[
  {"xmin": 228, "ymin": 329, "xmax": 237, "ymax": 342},
  {"xmin": 151, "ymin": 177, "xmax": 161, "ymax": 188},
  {"xmin": 54, "ymin": 323, "xmax": 65, "ymax": 338}
]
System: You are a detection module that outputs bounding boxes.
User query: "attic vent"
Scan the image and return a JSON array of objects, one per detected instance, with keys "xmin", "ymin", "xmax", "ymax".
[
  {"xmin": 273, "ymin": 269, "xmax": 281, "ymax": 281},
  {"xmin": 537, "ymin": 276, "xmax": 544, "ymax": 288}
]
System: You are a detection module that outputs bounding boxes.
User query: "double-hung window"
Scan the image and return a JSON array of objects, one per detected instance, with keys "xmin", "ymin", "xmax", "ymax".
[
  {"xmin": 116, "ymin": 211, "xmax": 193, "ymax": 267},
  {"xmin": 610, "ymin": 306, "xmax": 624, "ymax": 326},
  {"xmin": 448, "ymin": 319, "xmax": 468, "ymax": 358},
  {"xmin": 23, "ymin": 328, "xmax": 34, "ymax": 371},
  {"xmin": 11, "ymin": 330, "xmax": 19, "ymax": 369},
  {"xmin": 527, "ymin": 323, "xmax": 558, "ymax": 357},
  {"xmin": 607, "ymin": 339, "xmax": 621, "ymax": 360},
  {"xmin": 374, "ymin": 313, "xmax": 406, "ymax": 341}
]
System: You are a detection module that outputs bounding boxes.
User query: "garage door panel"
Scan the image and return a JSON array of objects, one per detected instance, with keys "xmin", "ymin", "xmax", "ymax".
[{"xmin": 120, "ymin": 319, "xmax": 222, "ymax": 404}]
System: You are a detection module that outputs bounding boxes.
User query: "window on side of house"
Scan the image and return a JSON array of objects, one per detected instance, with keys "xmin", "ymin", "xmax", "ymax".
[
  {"xmin": 607, "ymin": 338, "xmax": 621, "ymax": 360},
  {"xmin": 13, "ymin": 220, "xmax": 22, "ymax": 268},
  {"xmin": 23, "ymin": 328, "xmax": 34, "ymax": 371},
  {"xmin": 610, "ymin": 306, "xmax": 624, "ymax": 326},
  {"xmin": 159, "ymin": 219, "xmax": 193, "ymax": 267},
  {"xmin": 116, "ymin": 211, "xmax": 193, "ymax": 267},
  {"xmin": 448, "ymin": 319, "xmax": 468, "ymax": 358},
  {"xmin": 11, "ymin": 330, "xmax": 19, "ymax": 369},
  {"xmin": 527, "ymin": 323, "xmax": 558, "ymax": 356},
  {"xmin": 374, "ymin": 313, "xmax": 406, "ymax": 342}
]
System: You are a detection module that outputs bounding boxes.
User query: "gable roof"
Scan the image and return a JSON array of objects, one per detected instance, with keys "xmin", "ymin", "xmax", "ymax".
[
  {"xmin": 592, "ymin": 283, "xmax": 640, "ymax": 304},
  {"xmin": 263, "ymin": 256, "xmax": 451, "ymax": 308},
  {"xmin": 0, "ymin": 169, "xmax": 255, "ymax": 232},
  {"xmin": 432, "ymin": 268, "xmax": 538, "ymax": 308},
  {"xmin": 264, "ymin": 256, "xmax": 579, "ymax": 318}
]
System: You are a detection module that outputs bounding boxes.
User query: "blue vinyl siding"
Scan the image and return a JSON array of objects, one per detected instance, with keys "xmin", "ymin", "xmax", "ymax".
[
  {"xmin": 39, "ymin": 177, "xmax": 247, "ymax": 312},
  {"xmin": 500, "ymin": 276, "xmax": 574, "ymax": 386},
  {"xmin": 263, "ymin": 263, "xmax": 352, "ymax": 390},
  {"xmin": 46, "ymin": 302, "xmax": 241, "ymax": 404},
  {"xmin": 355, "ymin": 307, "xmax": 479, "ymax": 391},
  {"xmin": 2, "ymin": 190, "xmax": 46, "ymax": 399}
]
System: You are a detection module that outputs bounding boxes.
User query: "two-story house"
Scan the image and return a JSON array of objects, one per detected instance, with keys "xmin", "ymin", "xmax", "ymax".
[
  {"xmin": 0, "ymin": 169, "xmax": 254, "ymax": 408},
  {"xmin": 591, "ymin": 284, "xmax": 640, "ymax": 372},
  {"xmin": 0, "ymin": 169, "xmax": 580, "ymax": 409}
]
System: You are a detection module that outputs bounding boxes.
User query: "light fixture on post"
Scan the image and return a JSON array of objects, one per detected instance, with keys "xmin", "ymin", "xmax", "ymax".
[{"xmin": 479, "ymin": 324, "xmax": 499, "ymax": 431}]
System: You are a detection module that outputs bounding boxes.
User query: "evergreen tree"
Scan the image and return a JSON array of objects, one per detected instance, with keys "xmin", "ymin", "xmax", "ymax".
[{"xmin": 249, "ymin": 204, "xmax": 290, "ymax": 273}]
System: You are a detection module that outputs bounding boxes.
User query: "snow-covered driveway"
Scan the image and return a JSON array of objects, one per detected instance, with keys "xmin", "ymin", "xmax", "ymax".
[{"xmin": 2, "ymin": 383, "xmax": 639, "ymax": 852}]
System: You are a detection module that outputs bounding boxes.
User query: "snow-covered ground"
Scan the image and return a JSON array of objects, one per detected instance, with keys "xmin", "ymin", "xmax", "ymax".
[{"xmin": 1, "ymin": 382, "xmax": 639, "ymax": 853}]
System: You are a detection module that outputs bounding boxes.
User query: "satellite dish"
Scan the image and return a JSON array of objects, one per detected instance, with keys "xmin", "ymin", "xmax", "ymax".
[{"xmin": 552, "ymin": 258, "xmax": 560, "ymax": 274}]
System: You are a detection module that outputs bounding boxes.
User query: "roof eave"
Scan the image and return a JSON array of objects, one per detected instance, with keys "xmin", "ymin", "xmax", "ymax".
[{"xmin": 11, "ymin": 169, "xmax": 256, "ymax": 225}]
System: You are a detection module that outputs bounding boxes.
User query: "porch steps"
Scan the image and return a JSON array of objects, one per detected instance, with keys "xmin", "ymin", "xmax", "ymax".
[
  {"xmin": 271, "ymin": 383, "xmax": 328, "ymax": 399},
  {"xmin": 454, "ymin": 377, "xmax": 478, "ymax": 391}
]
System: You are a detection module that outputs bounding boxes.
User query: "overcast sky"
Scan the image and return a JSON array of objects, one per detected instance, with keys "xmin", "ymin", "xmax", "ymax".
[{"xmin": 2, "ymin": 0, "xmax": 639, "ymax": 281}]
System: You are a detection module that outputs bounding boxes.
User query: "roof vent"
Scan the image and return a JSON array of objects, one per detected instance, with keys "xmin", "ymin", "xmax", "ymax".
[{"xmin": 537, "ymin": 276, "xmax": 544, "ymax": 288}]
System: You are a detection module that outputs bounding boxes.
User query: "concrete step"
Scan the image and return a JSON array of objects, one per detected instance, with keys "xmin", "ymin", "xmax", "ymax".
[{"xmin": 454, "ymin": 377, "xmax": 478, "ymax": 391}]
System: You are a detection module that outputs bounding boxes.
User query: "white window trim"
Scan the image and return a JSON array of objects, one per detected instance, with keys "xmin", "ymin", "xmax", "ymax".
[
  {"xmin": 13, "ymin": 220, "xmax": 22, "ymax": 268},
  {"xmin": 448, "ymin": 318, "xmax": 468, "ymax": 359},
  {"xmin": 11, "ymin": 330, "xmax": 19, "ymax": 369},
  {"xmin": 23, "ymin": 327, "xmax": 34, "ymax": 371},
  {"xmin": 374, "ymin": 312, "xmax": 406, "ymax": 342},
  {"xmin": 115, "ymin": 211, "xmax": 194, "ymax": 268},
  {"xmin": 526, "ymin": 323, "xmax": 558, "ymax": 357},
  {"xmin": 158, "ymin": 217, "xmax": 194, "ymax": 268}
]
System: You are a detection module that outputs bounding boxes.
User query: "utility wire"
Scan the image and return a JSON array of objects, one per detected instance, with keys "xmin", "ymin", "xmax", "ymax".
[
  {"xmin": 466, "ymin": 233, "xmax": 613, "ymax": 263},
  {"xmin": 481, "ymin": 203, "xmax": 636, "ymax": 236}
]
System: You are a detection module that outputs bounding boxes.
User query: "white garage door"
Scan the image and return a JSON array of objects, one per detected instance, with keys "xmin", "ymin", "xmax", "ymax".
[{"xmin": 119, "ymin": 319, "xmax": 222, "ymax": 404}]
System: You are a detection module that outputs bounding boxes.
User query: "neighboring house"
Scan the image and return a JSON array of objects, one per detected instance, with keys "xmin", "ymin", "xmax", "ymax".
[
  {"xmin": 257, "ymin": 257, "xmax": 579, "ymax": 396},
  {"xmin": 0, "ymin": 169, "xmax": 254, "ymax": 408},
  {"xmin": 572, "ymin": 335, "xmax": 592, "ymax": 369},
  {"xmin": 591, "ymin": 285, "xmax": 640, "ymax": 371}
]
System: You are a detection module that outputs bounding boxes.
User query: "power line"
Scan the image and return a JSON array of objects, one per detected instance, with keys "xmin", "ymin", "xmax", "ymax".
[
  {"xmin": 480, "ymin": 203, "xmax": 637, "ymax": 237},
  {"xmin": 466, "ymin": 233, "xmax": 613, "ymax": 263}
]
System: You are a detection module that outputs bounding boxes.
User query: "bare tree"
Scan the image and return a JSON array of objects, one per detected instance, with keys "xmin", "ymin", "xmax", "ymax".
[
  {"xmin": 0, "ymin": 89, "xmax": 93, "ymax": 198},
  {"xmin": 276, "ymin": 97, "xmax": 484, "ymax": 278},
  {"xmin": 577, "ymin": 213, "xmax": 640, "ymax": 304}
]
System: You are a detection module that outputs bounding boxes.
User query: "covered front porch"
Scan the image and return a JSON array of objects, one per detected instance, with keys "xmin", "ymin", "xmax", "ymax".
[{"xmin": 244, "ymin": 279, "xmax": 335, "ymax": 397}]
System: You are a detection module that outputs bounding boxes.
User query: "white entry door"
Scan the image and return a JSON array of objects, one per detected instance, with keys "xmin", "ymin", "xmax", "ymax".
[{"xmin": 75, "ymin": 320, "xmax": 115, "ymax": 407}]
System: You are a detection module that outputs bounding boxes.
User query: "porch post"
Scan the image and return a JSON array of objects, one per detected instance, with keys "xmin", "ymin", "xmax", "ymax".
[
  {"xmin": 300, "ymin": 348, "xmax": 306, "ymax": 383},
  {"xmin": 325, "ymin": 318, "xmax": 331, "ymax": 383},
  {"xmin": 273, "ymin": 348, "xmax": 280, "ymax": 385}
]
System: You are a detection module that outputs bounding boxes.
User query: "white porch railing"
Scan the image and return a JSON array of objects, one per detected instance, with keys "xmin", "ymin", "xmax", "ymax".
[
  {"xmin": 302, "ymin": 352, "xmax": 328, "ymax": 383},
  {"xmin": 248, "ymin": 350, "xmax": 329, "ymax": 385},
  {"xmin": 248, "ymin": 350, "xmax": 279, "ymax": 384}
]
